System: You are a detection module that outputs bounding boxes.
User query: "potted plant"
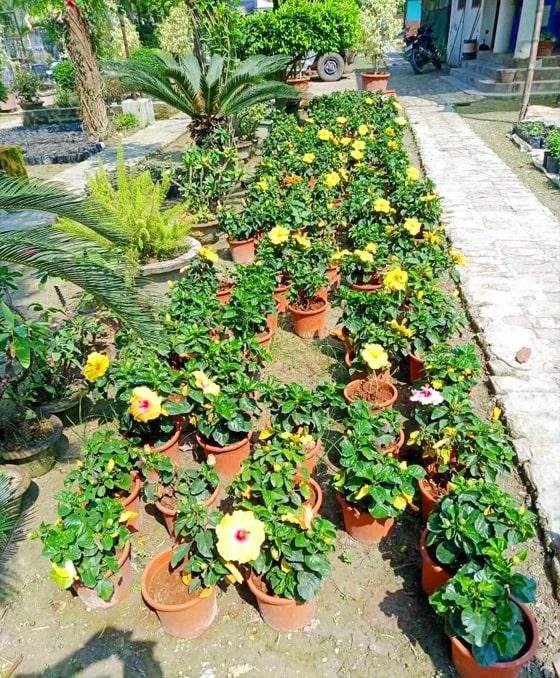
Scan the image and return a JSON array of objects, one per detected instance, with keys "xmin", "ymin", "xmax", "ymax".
[
  {"xmin": 0, "ymin": 268, "xmax": 64, "ymax": 477},
  {"xmin": 537, "ymin": 31, "xmax": 555, "ymax": 57},
  {"xmin": 331, "ymin": 441, "xmax": 425, "ymax": 543},
  {"xmin": 337, "ymin": 243, "xmax": 390, "ymax": 290},
  {"xmin": 415, "ymin": 342, "xmax": 481, "ymax": 394},
  {"xmin": 357, "ymin": 0, "xmax": 401, "ymax": 91},
  {"xmin": 218, "ymin": 207, "xmax": 258, "ymax": 264},
  {"xmin": 64, "ymin": 429, "xmax": 142, "ymax": 531},
  {"xmin": 143, "ymin": 456, "xmax": 220, "ymax": 537},
  {"xmin": 343, "ymin": 343, "xmax": 398, "ymax": 413},
  {"xmin": 32, "ymin": 493, "xmax": 135, "ymax": 607},
  {"xmin": 12, "ymin": 67, "xmax": 44, "ymax": 109},
  {"xmin": 285, "ymin": 254, "xmax": 330, "ymax": 339},
  {"xmin": 343, "ymin": 399, "xmax": 404, "ymax": 458},
  {"xmin": 544, "ymin": 126, "xmax": 560, "ymax": 175},
  {"xmin": 141, "ymin": 503, "xmax": 264, "ymax": 638},
  {"xmin": 429, "ymin": 560, "xmax": 538, "ymax": 676},
  {"xmin": 421, "ymin": 476, "xmax": 536, "ymax": 596}
]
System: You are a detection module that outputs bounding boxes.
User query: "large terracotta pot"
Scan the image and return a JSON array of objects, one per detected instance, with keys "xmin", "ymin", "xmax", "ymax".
[
  {"xmin": 360, "ymin": 71, "xmax": 390, "ymax": 92},
  {"xmin": 335, "ymin": 492, "xmax": 395, "ymax": 544},
  {"xmin": 73, "ymin": 541, "xmax": 133, "ymax": 609},
  {"xmin": 195, "ymin": 432, "xmax": 251, "ymax": 481},
  {"xmin": 246, "ymin": 569, "xmax": 316, "ymax": 631},
  {"xmin": 228, "ymin": 237, "xmax": 255, "ymax": 264},
  {"xmin": 449, "ymin": 601, "xmax": 538, "ymax": 678},
  {"xmin": 419, "ymin": 528, "xmax": 451, "ymax": 596},
  {"xmin": 256, "ymin": 326, "xmax": 273, "ymax": 348},
  {"xmin": 141, "ymin": 547, "xmax": 218, "ymax": 638},
  {"xmin": 288, "ymin": 297, "xmax": 327, "ymax": 339},
  {"xmin": 155, "ymin": 483, "xmax": 220, "ymax": 538},
  {"xmin": 274, "ymin": 282, "xmax": 291, "ymax": 313},
  {"xmin": 343, "ymin": 378, "xmax": 398, "ymax": 414},
  {"xmin": 216, "ymin": 282, "xmax": 234, "ymax": 305}
]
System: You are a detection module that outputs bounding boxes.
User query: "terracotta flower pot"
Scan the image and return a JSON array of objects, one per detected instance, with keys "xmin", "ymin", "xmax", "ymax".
[
  {"xmin": 419, "ymin": 528, "xmax": 451, "ymax": 596},
  {"xmin": 380, "ymin": 429, "xmax": 405, "ymax": 459},
  {"xmin": 73, "ymin": 541, "xmax": 133, "ymax": 609},
  {"xmin": 326, "ymin": 266, "xmax": 341, "ymax": 290},
  {"xmin": 288, "ymin": 297, "xmax": 327, "ymax": 339},
  {"xmin": 228, "ymin": 237, "xmax": 255, "ymax": 264},
  {"xmin": 146, "ymin": 428, "xmax": 182, "ymax": 467},
  {"xmin": 141, "ymin": 547, "xmax": 218, "ymax": 639},
  {"xmin": 300, "ymin": 437, "xmax": 321, "ymax": 476},
  {"xmin": 274, "ymin": 282, "xmax": 291, "ymax": 313},
  {"xmin": 246, "ymin": 569, "xmax": 316, "ymax": 631},
  {"xmin": 360, "ymin": 71, "xmax": 390, "ymax": 92},
  {"xmin": 409, "ymin": 353, "xmax": 425, "ymax": 383},
  {"xmin": 195, "ymin": 432, "xmax": 251, "ymax": 481},
  {"xmin": 216, "ymin": 282, "xmax": 234, "ymax": 305},
  {"xmin": 295, "ymin": 474, "xmax": 323, "ymax": 516},
  {"xmin": 256, "ymin": 326, "xmax": 273, "ymax": 348},
  {"xmin": 155, "ymin": 483, "xmax": 220, "ymax": 538},
  {"xmin": 418, "ymin": 477, "xmax": 437, "ymax": 523},
  {"xmin": 349, "ymin": 280, "xmax": 382, "ymax": 293},
  {"xmin": 118, "ymin": 472, "xmax": 142, "ymax": 533},
  {"xmin": 449, "ymin": 601, "xmax": 539, "ymax": 678},
  {"xmin": 265, "ymin": 309, "xmax": 278, "ymax": 333},
  {"xmin": 335, "ymin": 492, "xmax": 395, "ymax": 544},
  {"xmin": 343, "ymin": 378, "xmax": 398, "ymax": 414}
]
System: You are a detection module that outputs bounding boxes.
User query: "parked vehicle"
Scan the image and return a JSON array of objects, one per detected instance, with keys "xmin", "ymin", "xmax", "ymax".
[{"xmin": 404, "ymin": 25, "xmax": 442, "ymax": 74}]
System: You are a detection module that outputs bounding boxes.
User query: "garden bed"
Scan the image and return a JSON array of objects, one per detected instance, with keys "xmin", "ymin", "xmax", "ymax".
[{"xmin": 0, "ymin": 123, "xmax": 103, "ymax": 165}]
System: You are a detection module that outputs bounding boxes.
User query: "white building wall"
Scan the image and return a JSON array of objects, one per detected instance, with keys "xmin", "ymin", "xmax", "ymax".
[
  {"xmin": 515, "ymin": 0, "xmax": 538, "ymax": 58},
  {"xmin": 447, "ymin": 0, "xmax": 484, "ymax": 66}
]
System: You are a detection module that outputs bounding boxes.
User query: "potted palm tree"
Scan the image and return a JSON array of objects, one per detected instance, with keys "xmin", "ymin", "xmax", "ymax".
[{"xmin": 357, "ymin": 0, "xmax": 401, "ymax": 92}]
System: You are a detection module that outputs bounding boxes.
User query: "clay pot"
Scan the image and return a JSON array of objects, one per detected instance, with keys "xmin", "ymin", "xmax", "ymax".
[
  {"xmin": 380, "ymin": 429, "xmax": 405, "ymax": 459},
  {"xmin": 301, "ymin": 438, "xmax": 321, "ymax": 476},
  {"xmin": 73, "ymin": 541, "xmax": 133, "ymax": 609},
  {"xmin": 335, "ymin": 492, "xmax": 394, "ymax": 544},
  {"xmin": 118, "ymin": 472, "xmax": 142, "ymax": 533},
  {"xmin": 360, "ymin": 71, "xmax": 390, "ymax": 92},
  {"xmin": 155, "ymin": 483, "xmax": 220, "ymax": 538},
  {"xmin": 349, "ymin": 280, "xmax": 382, "ymax": 293},
  {"xmin": 274, "ymin": 282, "xmax": 291, "ymax": 313},
  {"xmin": 146, "ymin": 428, "xmax": 182, "ymax": 467},
  {"xmin": 409, "ymin": 353, "xmax": 425, "ymax": 383},
  {"xmin": 195, "ymin": 432, "xmax": 251, "ymax": 482},
  {"xmin": 418, "ymin": 477, "xmax": 443, "ymax": 523},
  {"xmin": 419, "ymin": 528, "xmax": 451, "ymax": 596},
  {"xmin": 141, "ymin": 547, "xmax": 218, "ymax": 639},
  {"xmin": 326, "ymin": 266, "xmax": 341, "ymax": 290},
  {"xmin": 343, "ymin": 378, "xmax": 398, "ymax": 414},
  {"xmin": 266, "ymin": 309, "xmax": 278, "ymax": 333},
  {"xmin": 228, "ymin": 237, "xmax": 255, "ymax": 264},
  {"xmin": 256, "ymin": 326, "xmax": 273, "ymax": 348},
  {"xmin": 296, "ymin": 474, "xmax": 323, "ymax": 516},
  {"xmin": 288, "ymin": 297, "xmax": 327, "ymax": 339},
  {"xmin": 449, "ymin": 601, "xmax": 538, "ymax": 678},
  {"xmin": 216, "ymin": 282, "xmax": 234, "ymax": 305},
  {"xmin": 246, "ymin": 569, "xmax": 316, "ymax": 631},
  {"xmin": 0, "ymin": 414, "xmax": 63, "ymax": 477}
]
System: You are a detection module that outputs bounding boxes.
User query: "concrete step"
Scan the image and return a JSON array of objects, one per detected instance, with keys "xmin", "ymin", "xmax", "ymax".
[{"xmin": 450, "ymin": 66, "xmax": 560, "ymax": 95}]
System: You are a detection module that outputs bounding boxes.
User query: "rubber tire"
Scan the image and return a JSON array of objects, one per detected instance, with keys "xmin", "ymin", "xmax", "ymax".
[
  {"xmin": 432, "ymin": 55, "xmax": 442, "ymax": 70},
  {"xmin": 316, "ymin": 52, "xmax": 345, "ymax": 82},
  {"xmin": 410, "ymin": 49, "xmax": 424, "ymax": 74}
]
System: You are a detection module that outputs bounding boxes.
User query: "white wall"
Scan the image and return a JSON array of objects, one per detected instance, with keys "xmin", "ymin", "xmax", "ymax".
[
  {"xmin": 515, "ymin": 0, "xmax": 538, "ymax": 58},
  {"xmin": 447, "ymin": 0, "xmax": 484, "ymax": 66}
]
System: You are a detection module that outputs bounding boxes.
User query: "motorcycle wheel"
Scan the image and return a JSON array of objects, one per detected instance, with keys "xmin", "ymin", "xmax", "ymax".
[
  {"xmin": 316, "ymin": 52, "xmax": 345, "ymax": 82},
  {"xmin": 410, "ymin": 50, "xmax": 424, "ymax": 74},
  {"xmin": 432, "ymin": 55, "xmax": 442, "ymax": 70}
]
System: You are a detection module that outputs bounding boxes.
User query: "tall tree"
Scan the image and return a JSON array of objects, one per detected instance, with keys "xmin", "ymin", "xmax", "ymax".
[{"xmin": 63, "ymin": 0, "xmax": 112, "ymax": 141}]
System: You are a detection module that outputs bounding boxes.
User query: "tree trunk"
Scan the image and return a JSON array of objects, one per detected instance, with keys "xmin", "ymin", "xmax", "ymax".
[{"xmin": 64, "ymin": 4, "xmax": 113, "ymax": 141}]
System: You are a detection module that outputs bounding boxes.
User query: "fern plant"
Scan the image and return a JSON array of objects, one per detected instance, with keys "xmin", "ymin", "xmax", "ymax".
[{"xmin": 83, "ymin": 141, "xmax": 192, "ymax": 265}]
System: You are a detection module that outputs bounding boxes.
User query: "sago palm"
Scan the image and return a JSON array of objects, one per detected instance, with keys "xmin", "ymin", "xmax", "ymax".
[
  {"xmin": 104, "ymin": 53, "xmax": 299, "ymax": 146},
  {"xmin": 0, "ymin": 172, "xmax": 155, "ymax": 333}
]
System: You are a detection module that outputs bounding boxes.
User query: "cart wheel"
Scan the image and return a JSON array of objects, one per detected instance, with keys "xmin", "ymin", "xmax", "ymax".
[{"xmin": 316, "ymin": 52, "xmax": 345, "ymax": 82}]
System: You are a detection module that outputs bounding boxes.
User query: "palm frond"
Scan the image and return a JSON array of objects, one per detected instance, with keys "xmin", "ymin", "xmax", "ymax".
[
  {"xmin": 232, "ymin": 54, "xmax": 292, "ymax": 79},
  {"xmin": 0, "ymin": 172, "xmax": 130, "ymax": 246}
]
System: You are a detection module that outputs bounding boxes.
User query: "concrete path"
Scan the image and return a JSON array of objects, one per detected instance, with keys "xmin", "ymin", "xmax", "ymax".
[{"xmin": 382, "ymin": 56, "xmax": 560, "ymax": 573}]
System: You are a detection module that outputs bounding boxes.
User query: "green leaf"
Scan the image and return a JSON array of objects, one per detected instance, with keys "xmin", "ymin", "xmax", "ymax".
[
  {"xmin": 95, "ymin": 577, "xmax": 115, "ymax": 602},
  {"xmin": 461, "ymin": 609, "xmax": 495, "ymax": 647},
  {"xmin": 295, "ymin": 570, "xmax": 320, "ymax": 603}
]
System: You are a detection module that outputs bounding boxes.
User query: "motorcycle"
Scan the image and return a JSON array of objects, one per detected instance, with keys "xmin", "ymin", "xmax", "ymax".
[{"xmin": 404, "ymin": 25, "xmax": 442, "ymax": 74}]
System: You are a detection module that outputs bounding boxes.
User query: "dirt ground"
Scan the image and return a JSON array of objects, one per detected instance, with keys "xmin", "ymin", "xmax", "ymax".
[{"xmin": 2, "ymin": 76, "xmax": 560, "ymax": 678}]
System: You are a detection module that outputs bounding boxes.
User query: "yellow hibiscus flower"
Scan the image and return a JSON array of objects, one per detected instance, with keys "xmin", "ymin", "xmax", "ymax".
[
  {"xmin": 198, "ymin": 246, "xmax": 219, "ymax": 263},
  {"xmin": 292, "ymin": 233, "xmax": 311, "ymax": 249},
  {"xmin": 387, "ymin": 140, "xmax": 399, "ymax": 150},
  {"xmin": 323, "ymin": 171, "xmax": 341, "ymax": 187},
  {"xmin": 83, "ymin": 352, "xmax": 110, "ymax": 382},
  {"xmin": 383, "ymin": 266, "xmax": 408, "ymax": 292},
  {"xmin": 340, "ymin": 136, "xmax": 352, "ymax": 145},
  {"xmin": 403, "ymin": 217, "xmax": 422, "ymax": 236},
  {"xmin": 420, "ymin": 193, "xmax": 438, "ymax": 201},
  {"xmin": 364, "ymin": 242, "xmax": 377, "ymax": 254},
  {"xmin": 385, "ymin": 127, "xmax": 395, "ymax": 137},
  {"xmin": 350, "ymin": 149, "xmax": 364, "ymax": 161},
  {"xmin": 192, "ymin": 370, "xmax": 221, "ymax": 396},
  {"xmin": 302, "ymin": 152, "xmax": 315, "ymax": 163},
  {"xmin": 373, "ymin": 197, "xmax": 392, "ymax": 213},
  {"xmin": 360, "ymin": 343, "xmax": 390, "ymax": 371},
  {"xmin": 352, "ymin": 139, "xmax": 366, "ymax": 151},
  {"xmin": 356, "ymin": 249, "xmax": 374, "ymax": 264},
  {"xmin": 364, "ymin": 97, "xmax": 373, "ymax": 105},
  {"xmin": 216, "ymin": 511, "xmax": 265, "ymax": 563},
  {"xmin": 393, "ymin": 491, "xmax": 418, "ymax": 511},
  {"xmin": 388, "ymin": 319, "xmax": 413, "ymax": 338},
  {"xmin": 129, "ymin": 386, "xmax": 166, "ymax": 423},
  {"xmin": 354, "ymin": 485, "xmax": 370, "ymax": 500},
  {"xmin": 423, "ymin": 230, "xmax": 441, "ymax": 244},
  {"xmin": 268, "ymin": 225, "xmax": 290, "ymax": 245},
  {"xmin": 255, "ymin": 179, "xmax": 269, "ymax": 192},
  {"xmin": 336, "ymin": 115, "xmax": 348, "ymax": 124},
  {"xmin": 317, "ymin": 128, "xmax": 333, "ymax": 141},
  {"xmin": 394, "ymin": 116, "xmax": 407, "ymax": 126},
  {"xmin": 357, "ymin": 124, "xmax": 369, "ymax": 135},
  {"xmin": 450, "ymin": 249, "xmax": 467, "ymax": 266},
  {"xmin": 406, "ymin": 167, "xmax": 420, "ymax": 181}
]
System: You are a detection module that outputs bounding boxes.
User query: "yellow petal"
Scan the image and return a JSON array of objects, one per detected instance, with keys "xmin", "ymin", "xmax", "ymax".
[
  {"xmin": 199, "ymin": 587, "xmax": 214, "ymax": 598},
  {"xmin": 355, "ymin": 485, "xmax": 370, "ymax": 501}
]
